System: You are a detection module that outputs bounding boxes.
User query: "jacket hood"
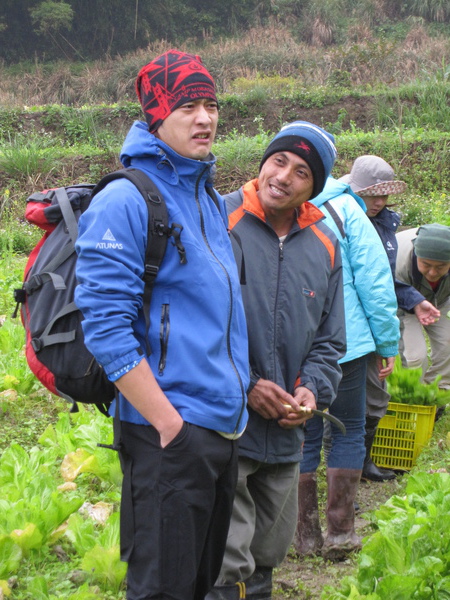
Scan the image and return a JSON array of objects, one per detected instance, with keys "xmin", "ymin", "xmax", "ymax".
[
  {"xmin": 119, "ymin": 120, "xmax": 216, "ymax": 183},
  {"xmin": 312, "ymin": 176, "xmax": 366, "ymax": 212},
  {"xmin": 120, "ymin": 120, "xmax": 160, "ymax": 166}
]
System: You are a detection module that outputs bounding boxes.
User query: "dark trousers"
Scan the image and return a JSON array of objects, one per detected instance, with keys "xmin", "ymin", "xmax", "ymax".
[
  {"xmin": 119, "ymin": 421, "xmax": 238, "ymax": 600},
  {"xmin": 301, "ymin": 355, "xmax": 368, "ymax": 472}
]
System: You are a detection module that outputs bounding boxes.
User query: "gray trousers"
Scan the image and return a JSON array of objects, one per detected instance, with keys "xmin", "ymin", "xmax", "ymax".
[
  {"xmin": 398, "ymin": 299, "xmax": 450, "ymax": 390},
  {"xmin": 366, "ymin": 352, "xmax": 391, "ymax": 420},
  {"xmin": 215, "ymin": 457, "xmax": 299, "ymax": 584}
]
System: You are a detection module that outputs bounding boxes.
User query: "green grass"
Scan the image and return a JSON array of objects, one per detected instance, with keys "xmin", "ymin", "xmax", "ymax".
[
  {"xmin": 1, "ymin": 125, "xmax": 449, "ymax": 228},
  {"xmin": 0, "ymin": 134, "xmax": 61, "ymax": 181},
  {"xmin": 373, "ymin": 79, "xmax": 450, "ymax": 131}
]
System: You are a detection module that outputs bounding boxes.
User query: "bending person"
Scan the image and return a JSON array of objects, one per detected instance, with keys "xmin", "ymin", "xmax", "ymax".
[{"xmin": 396, "ymin": 223, "xmax": 450, "ymax": 390}]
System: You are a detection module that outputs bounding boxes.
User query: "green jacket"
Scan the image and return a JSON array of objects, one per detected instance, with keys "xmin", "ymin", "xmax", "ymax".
[{"xmin": 395, "ymin": 227, "xmax": 450, "ymax": 309}]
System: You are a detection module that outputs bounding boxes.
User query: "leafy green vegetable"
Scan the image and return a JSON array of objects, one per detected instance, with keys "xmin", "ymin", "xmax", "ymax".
[
  {"xmin": 10, "ymin": 522, "xmax": 43, "ymax": 554},
  {"xmin": 39, "ymin": 409, "xmax": 123, "ymax": 488},
  {"xmin": 387, "ymin": 356, "xmax": 450, "ymax": 406},
  {"xmin": 0, "ymin": 443, "xmax": 59, "ymax": 500},
  {"xmin": 0, "ymin": 534, "xmax": 22, "ymax": 578},
  {"xmin": 0, "ymin": 318, "xmax": 41, "ymax": 395},
  {"xmin": 80, "ymin": 514, "xmax": 126, "ymax": 592},
  {"xmin": 64, "ymin": 513, "xmax": 97, "ymax": 556},
  {"xmin": 321, "ymin": 472, "xmax": 450, "ymax": 599}
]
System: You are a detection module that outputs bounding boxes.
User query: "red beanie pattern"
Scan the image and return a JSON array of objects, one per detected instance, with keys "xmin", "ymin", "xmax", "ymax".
[{"xmin": 136, "ymin": 49, "xmax": 217, "ymax": 133}]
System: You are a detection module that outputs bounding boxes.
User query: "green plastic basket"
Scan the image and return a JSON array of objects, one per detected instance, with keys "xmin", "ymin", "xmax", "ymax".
[{"xmin": 372, "ymin": 402, "xmax": 436, "ymax": 471}]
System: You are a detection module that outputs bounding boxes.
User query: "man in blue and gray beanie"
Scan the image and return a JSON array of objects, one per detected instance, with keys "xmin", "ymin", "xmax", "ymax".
[
  {"xmin": 206, "ymin": 121, "xmax": 346, "ymax": 599},
  {"xmin": 259, "ymin": 120, "xmax": 337, "ymax": 199}
]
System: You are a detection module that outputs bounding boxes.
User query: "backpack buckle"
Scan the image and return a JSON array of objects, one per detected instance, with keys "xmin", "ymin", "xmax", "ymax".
[
  {"xmin": 144, "ymin": 264, "xmax": 159, "ymax": 281},
  {"xmin": 25, "ymin": 274, "xmax": 43, "ymax": 294},
  {"xmin": 153, "ymin": 220, "xmax": 167, "ymax": 237},
  {"xmin": 13, "ymin": 288, "xmax": 26, "ymax": 303},
  {"xmin": 31, "ymin": 338, "xmax": 43, "ymax": 352}
]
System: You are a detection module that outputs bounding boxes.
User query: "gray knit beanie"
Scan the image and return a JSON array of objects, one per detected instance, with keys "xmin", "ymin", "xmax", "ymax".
[{"xmin": 413, "ymin": 223, "xmax": 450, "ymax": 261}]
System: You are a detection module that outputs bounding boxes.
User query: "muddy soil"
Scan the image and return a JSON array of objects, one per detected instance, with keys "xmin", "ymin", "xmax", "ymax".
[{"xmin": 272, "ymin": 474, "xmax": 403, "ymax": 599}]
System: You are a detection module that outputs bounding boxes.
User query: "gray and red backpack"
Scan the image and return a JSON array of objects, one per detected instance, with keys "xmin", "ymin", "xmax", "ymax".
[{"xmin": 13, "ymin": 168, "xmax": 184, "ymax": 416}]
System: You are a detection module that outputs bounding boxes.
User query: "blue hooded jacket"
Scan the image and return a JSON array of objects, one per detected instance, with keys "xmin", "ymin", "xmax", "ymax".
[
  {"xmin": 75, "ymin": 121, "xmax": 249, "ymax": 434},
  {"xmin": 370, "ymin": 207, "xmax": 424, "ymax": 311},
  {"xmin": 311, "ymin": 177, "xmax": 399, "ymax": 361}
]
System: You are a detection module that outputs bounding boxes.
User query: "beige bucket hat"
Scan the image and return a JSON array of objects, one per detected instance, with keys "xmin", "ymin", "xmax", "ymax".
[{"xmin": 339, "ymin": 155, "xmax": 407, "ymax": 196}]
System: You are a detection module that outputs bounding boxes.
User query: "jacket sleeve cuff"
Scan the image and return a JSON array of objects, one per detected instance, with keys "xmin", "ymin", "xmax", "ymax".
[
  {"xmin": 406, "ymin": 296, "xmax": 428, "ymax": 312},
  {"xmin": 394, "ymin": 279, "xmax": 425, "ymax": 312},
  {"xmin": 247, "ymin": 371, "xmax": 260, "ymax": 394},
  {"xmin": 375, "ymin": 344, "xmax": 399, "ymax": 358},
  {"xmin": 104, "ymin": 348, "xmax": 145, "ymax": 381}
]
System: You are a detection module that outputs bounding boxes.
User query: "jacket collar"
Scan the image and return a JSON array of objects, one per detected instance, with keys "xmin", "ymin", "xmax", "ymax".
[
  {"xmin": 370, "ymin": 206, "xmax": 400, "ymax": 230},
  {"xmin": 120, "ymin": 120, "xmax": 216, "ymax": 187},
  {"xmin": 411, "ymin": 250, "xmax": 423, "ymax": 287},
  {"xmin": 242, "ymin": 179, "xmax": 325, "ymax": 229}
]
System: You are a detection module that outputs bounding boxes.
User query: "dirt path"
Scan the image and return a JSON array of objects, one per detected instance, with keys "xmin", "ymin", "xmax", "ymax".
[{"xmin": 272, "ymin": 475, "xmax": 403, "ymax": 598}]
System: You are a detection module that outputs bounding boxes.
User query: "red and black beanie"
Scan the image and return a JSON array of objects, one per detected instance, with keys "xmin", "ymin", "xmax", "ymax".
[{"xmin": 136, "ymin": 49, "xmax": 218, "ymax": 133}]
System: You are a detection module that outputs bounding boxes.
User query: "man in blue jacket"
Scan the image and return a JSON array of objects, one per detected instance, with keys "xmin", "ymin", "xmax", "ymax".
[
  {"xmin": 75, "ymin": 50, "xmax": 249, "ymax": 600},
  {"xmin": 206, "ymin": 122, "xmax": 346, "ymax": 599}
]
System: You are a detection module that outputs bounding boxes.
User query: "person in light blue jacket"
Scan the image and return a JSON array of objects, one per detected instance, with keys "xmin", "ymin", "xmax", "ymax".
[
  {"xmin": 340, "ymin": 155, "xmax": 440, "ymax": 481},
  {"xmin": 295, "ymin": 176, "xmax": 399, "ymax": 561},
  {"xmin": 75, "ymin": 50, "xmax": 249, "ymax": 600}
]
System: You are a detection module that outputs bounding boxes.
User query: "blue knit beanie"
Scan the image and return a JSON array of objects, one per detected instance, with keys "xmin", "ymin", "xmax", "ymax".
[{"xmin": 259, "ymin": 121, "xmax": 337, "ymax": 199}]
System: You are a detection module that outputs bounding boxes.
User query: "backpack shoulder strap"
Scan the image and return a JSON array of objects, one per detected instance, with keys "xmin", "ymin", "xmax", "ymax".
[
  {"xmin": 323, "ymin": 200, "xmax": 346, "ymax": 239},
  {"xmin": 206, "ymin": 185, "xmax": 221, "ymax": 211},
  {"xmin": 92, "ymin": 168, "xmax": 173, "ymax": 356},
  {"xmin": 224, "ymin": 188, "xmax": 246, "ymax": 285},
  {"xmin": 93, "ymin": 166, "xmax": 172, "ymax": 283}
]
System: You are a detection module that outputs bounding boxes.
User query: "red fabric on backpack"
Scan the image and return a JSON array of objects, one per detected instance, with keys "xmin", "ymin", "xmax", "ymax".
[{"xmin": 25, "ymin": 199, "xmax": 57, "ymax": 232}]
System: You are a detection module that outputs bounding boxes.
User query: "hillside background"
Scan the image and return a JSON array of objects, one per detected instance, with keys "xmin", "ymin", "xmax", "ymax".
[
  {"xmin": 0, "ymin": 0, "xmax": 449, "ymax": 237},
  {"xmin": 1, "ymin": 0, "xmax": 450, "ymax": 64}
]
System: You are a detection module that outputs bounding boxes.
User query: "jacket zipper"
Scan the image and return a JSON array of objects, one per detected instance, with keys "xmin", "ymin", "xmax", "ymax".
[
  {"xmin": 158, "ymin": 303, "xmax": 170, "ymax": 375},
  {"xmin": 195, "ymin": 169, "xmax": 247, "ymax": 433},
  {"xmin": 273, "ymin": 240, "xmax": 284, "ymax": 375}
]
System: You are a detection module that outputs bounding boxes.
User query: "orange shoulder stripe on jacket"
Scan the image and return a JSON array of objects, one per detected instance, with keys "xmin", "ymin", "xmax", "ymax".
[
  {"xmin": 310, "ymin": 224, "xmax": 336, "ymax": 269},
  {"xmin": 228, "ymin": 205, "xmax": 246, "ymax": 231}
]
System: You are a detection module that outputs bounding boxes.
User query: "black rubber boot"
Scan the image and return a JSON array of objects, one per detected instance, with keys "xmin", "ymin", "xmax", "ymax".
[
  {"xmin": 204, "ymin": 583, "xmax": 246, "ymax": 599},
  {"xmin": 294, "ymin": 472, "xmax": 324, "ymax": 557},
  {"xmin": 244, "ymin": 566, "xmax": 272, "ymax": 600},
  {"xmin": 362, "ymin": 417, "xmax": 396, "ymax": 482},
  {"xmin": 435, "ymin": 405, "xmax": 446, "ymax": 421}
]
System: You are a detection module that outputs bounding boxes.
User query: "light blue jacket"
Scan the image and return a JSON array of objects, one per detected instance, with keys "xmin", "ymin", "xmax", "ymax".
[
  {"xmin": 75, "ymin": 121, "xmax": 249, "ymax": 434},
  {"xmin": 311, "ymin": 177, "xmax": 399, "ymax": 361}
]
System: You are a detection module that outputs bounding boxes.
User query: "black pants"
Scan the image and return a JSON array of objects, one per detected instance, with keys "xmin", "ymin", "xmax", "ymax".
[{"xmin": 119, "ymin": 421, "xmax": 238, "ymax": 600}]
